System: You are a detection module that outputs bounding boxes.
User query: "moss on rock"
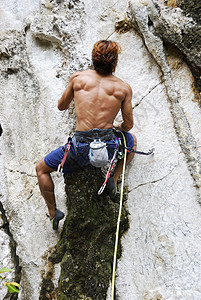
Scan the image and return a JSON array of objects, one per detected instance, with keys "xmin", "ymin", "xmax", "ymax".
[{"xmin": 42, "ymin": 165, "xmax": 129, "ymax": 299}]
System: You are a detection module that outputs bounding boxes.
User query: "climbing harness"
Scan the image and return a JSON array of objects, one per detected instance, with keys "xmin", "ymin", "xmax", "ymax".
[
  {"xmin": 74, "ymin": 128, "xmax": 115, "ymax": 143},
  {"xmin": 57, "ymin": 129, "xmax": 154, "ymax": 189},
  {"xmin": 57, "ymin": 139, "xmax": 71, "ymax": 173},
  {"xmin": 111, "ymin": 132, "xmax": 127, "ymax": 300},
  {"xmin": 57, "ymin": 129, "xmax": 116, "ymax": 173}
]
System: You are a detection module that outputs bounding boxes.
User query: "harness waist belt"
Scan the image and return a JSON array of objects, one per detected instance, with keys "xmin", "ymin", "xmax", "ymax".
[{"xmin": 74, "ymin": 128, "xmax": 115, "ymax": 143}]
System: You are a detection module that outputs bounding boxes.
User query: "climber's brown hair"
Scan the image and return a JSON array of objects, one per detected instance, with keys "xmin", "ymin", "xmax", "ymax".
[{"xmin": 92, "ymin": 40, "xmax": 121, "ymax": 75}]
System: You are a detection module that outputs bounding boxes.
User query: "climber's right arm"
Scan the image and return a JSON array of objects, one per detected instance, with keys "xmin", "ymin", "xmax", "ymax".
[{"xmin": 58, "ymin": 72, "xmax": 80, "ymax": 111}]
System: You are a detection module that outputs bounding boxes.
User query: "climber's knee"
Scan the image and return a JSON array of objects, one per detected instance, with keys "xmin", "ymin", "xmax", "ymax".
[{"xmin": 36, "ymin": 159, "xmax": 54, "ymax": 178}]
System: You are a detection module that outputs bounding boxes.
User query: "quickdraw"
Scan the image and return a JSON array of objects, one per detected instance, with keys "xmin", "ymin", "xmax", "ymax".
[
  {"xmin": 57, "ymin": 139, "xmax": 71, "ymax": 173},
  {"xmin": 127, "ymin": 147, "xmax": 155, "ymax": 155},
  {"xmin": 98, "ymin": 138, "xmax": 119, "ymax": 195}
]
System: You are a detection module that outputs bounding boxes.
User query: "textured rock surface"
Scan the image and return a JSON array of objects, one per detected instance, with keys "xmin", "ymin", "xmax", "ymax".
[
  {"xmin": 0, "ymin": 0, "xmax": 201, "ymax": 299},
  {"xmin": 152, "ymin": 0, "xmax": 201, "ymax": 94},
  {"xmin": 39, "ymin": 166, "xmax": 128, "ymax": 299}
]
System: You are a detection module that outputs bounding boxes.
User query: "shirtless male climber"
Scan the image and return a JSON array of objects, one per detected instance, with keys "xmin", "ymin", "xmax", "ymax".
[{"xmin": 36, "ymin": 40, "xmax": 137, "ymax": 230}]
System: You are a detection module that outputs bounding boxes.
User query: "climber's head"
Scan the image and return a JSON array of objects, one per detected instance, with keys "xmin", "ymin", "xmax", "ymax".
[{"xmin": 92, "ymin": 40, "xmax": 121, "ymax": 75}]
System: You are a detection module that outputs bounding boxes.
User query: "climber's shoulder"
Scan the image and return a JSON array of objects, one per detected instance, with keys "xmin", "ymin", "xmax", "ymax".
[
  {"xmin": 70, "ymin": 70, "xmax": 92, "ymax": 78},
  {"xmin": 69, "ymin": 70, "xmax": 92, "ymax": 84},
  {"xmin": 69, "ymin": 71, "xmax": 82, "ymax": 82}
]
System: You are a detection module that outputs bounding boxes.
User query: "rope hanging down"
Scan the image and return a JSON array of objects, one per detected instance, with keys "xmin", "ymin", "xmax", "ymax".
[
  {"xmin": 111, "ymin": 132, "xmax": 127, "ymax": 300},
  {"xmin": 111, "ymin": 135, "xmax": 154, "ymax": 299}
]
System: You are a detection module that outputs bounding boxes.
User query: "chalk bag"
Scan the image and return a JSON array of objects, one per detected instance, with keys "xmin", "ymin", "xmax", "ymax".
[{"xmin": 89, "ymin": 139, "xmax": 109, "ymax": 168}]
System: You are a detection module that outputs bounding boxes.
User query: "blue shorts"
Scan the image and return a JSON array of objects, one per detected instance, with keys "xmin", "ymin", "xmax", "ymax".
[{"xmin": 44, "ymin": 131, "xmax": 134, "ymax": 174}]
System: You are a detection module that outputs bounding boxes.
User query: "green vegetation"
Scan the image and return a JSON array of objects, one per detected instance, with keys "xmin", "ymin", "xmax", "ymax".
[{"xmin": 0, "ymin": 267, "xmax": 19, "ymax": 294}]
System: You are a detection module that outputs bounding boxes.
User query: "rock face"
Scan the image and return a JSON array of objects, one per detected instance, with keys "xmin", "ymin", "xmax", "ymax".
[
  {"xmin": 39, "ymin": 166, "xmax": 128, "ymax": 300},
  {"xmin": 0, "ymin": 0, "xmax": 201, "ymax": 299},
  {"xmin": 151, "ymin": 0, "xmax": 201, "ymax": 94}
]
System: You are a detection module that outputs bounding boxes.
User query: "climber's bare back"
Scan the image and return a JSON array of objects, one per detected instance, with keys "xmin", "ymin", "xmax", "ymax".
[{"xmin": 58, "ymin": 69, "xmax": 133, "ymax": 131}]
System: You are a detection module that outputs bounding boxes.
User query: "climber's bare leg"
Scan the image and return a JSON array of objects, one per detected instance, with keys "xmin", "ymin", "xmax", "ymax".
[
  {"xmin": 36, "ymin": 159, "xmax": 56, "ymax": 219},
  {"xmin": 113, "ymin": 133, "xmax": 137, "ymax": 185}
]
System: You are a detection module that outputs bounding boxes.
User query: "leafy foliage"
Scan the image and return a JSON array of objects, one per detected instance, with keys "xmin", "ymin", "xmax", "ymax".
[{"xmin": 0, "ymin": 267, "xmax": 19, "ymax": 294}]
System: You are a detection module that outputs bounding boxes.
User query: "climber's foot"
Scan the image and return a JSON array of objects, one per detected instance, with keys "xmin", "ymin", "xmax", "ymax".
[
  {"xmin": 50, "ymin": 209, "xmax": 65, "ymax": 230},
  {"xmin": 106, "ymin": 177, "xmax": 117, "ymax": 200}
]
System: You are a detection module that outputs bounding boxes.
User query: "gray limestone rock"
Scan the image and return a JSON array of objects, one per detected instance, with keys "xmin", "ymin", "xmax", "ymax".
[{"xmin": 0, "ymin": 0, "xmax": 201, "ymax": 299}]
